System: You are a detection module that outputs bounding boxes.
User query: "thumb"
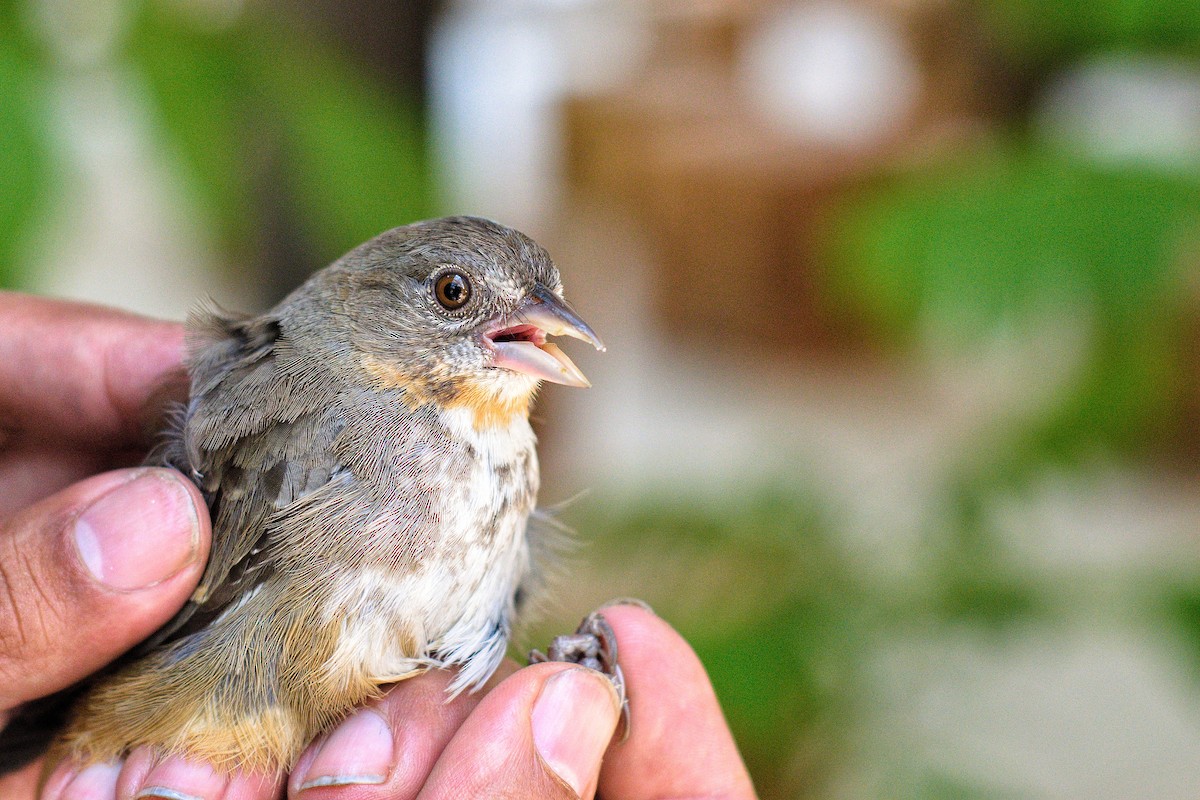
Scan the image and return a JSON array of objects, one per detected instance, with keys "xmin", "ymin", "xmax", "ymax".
[
  {"xmin": 0, "ymin": 468, "xmax": 210, "ymax": 710},
  {"xmin": 411, "ymin": 663, "xmax": 621, "ymax": 800}
]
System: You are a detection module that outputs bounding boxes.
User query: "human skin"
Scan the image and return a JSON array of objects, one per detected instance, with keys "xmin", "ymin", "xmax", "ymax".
[{"xmin": 0, "ymin": 293, "xmax": 757, "ymax": 800}]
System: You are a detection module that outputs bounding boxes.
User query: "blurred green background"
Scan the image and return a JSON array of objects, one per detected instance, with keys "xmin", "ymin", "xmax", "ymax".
[{"xmin": 6, "ymin": 0, "xmax": 1200, "ymax": 797}]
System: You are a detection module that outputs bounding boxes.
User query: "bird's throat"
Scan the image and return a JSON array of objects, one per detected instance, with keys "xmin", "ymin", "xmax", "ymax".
[
  {"xmin": 358, "ymin": 353, "xmax": 534, "ymax": 430},
  {"xmin": 442, "ymin": 382, "xmax": 534, "ymax": 430}
]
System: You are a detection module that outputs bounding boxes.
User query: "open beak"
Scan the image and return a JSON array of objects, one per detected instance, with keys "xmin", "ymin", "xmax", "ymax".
[{"xmin": 484, "ymin": 287, "xmax": 605, "ymax": 387}]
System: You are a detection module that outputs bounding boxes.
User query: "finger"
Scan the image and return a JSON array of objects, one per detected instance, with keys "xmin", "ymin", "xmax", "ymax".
[
  {"xmin": 595, "ymin": 604, "xmax": 757, "ymax": 800},
  {"xmin": 0, "ymin": 756, "xmax": 40, "ymax": 799},
  {"xmin": 0, "ymin": 293, "xmax": 185, "ymax": 448},
  {"xmin": 40, "ymin": 748, "xmax": 283, "ymax": 800},
  {"xmin": 414, "ymin": 662, "xmax": 620, "ymax": 800},
  {"xmin": 288, "ymin": 660, "xmax": 521, "ymax": 799},
  {"xmin": 0, "ymin": 468, "xmax": 211, "ymax": 708},
  {"xmin": 40, "ymin": 758, "xmax": 121, "ymax": 800},
  {"xmin": 109, "ymin": 746, "xmax": 281, "ymax": 800},
  {"xmin": 0, "ymin": 446, "xmax": 108, "ymax": 524}
]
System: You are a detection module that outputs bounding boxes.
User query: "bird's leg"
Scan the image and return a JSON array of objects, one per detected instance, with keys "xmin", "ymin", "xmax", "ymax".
[{"xmin": 530, "ymin": 610, "xmax": 629, "ymax": 740}]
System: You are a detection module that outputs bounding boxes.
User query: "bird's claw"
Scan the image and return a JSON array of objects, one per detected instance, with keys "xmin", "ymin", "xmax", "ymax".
[{"xmin": 530, "ymin": 610, "xmax": 629, "ymax": 741}]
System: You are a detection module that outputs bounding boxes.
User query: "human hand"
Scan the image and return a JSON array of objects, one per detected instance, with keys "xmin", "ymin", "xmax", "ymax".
[
  {"xmin": 278, "ymin": 602, "xmax": 757, "ymax": 800},
  {"xmin": 41, "ymin": 603, "xmax": 756, "ymax": 799},
  {"xmin": 0, "ymin": 293, "xmax": 212, "ymax": 798},
  {"xmin": 277, "ymin": 606, "xmax": 753, "ymax": 800}
]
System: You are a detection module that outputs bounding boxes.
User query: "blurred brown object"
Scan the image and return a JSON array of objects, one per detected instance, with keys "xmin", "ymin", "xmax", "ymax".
[{"xmin": 562, "ymin": 0, "xmax": 996, "ymax": 354}]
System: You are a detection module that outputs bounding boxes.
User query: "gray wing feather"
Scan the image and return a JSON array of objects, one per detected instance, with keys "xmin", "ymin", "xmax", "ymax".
[{"xmin": 143, "ymin": 307, "xmax": 344, "ymax": 649}]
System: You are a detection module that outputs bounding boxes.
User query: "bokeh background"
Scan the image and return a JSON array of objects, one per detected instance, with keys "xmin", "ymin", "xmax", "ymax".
[{"xmin": 5, "ymin": 0, "xmax": 1200, "ymax": 796}]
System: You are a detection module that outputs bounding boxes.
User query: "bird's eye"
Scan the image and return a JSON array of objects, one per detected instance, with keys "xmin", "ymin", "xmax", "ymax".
[{"xmin": 434, "ymin": 271, "xmax": 472, "ymax": 310}]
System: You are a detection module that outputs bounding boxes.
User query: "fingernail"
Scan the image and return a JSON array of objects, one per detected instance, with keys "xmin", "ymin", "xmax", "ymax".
[
  {"xmin": 40, "ymin": 763, "xmax": 75, "ymax": 800},
  {"xmin": 60, "ymin": 761, "xmax": 121, "ymax": 800},
  {"xmin": 603, "ymin": 597, "xmax": 655, "ymax": 614},
  {"xmin": 135, "ymin": 755, "xmax": 223, "ymax": 800},
  {"xmin": 532, "ymin": 667, "xmax": 621, "ymax": 797},
  {"xmin": 297, "ymin": 708, "xmax": 393, "ymax": 791},
  {"xmin": 73, "ymin": 470, "xmax": 200, "ymax": 591}
]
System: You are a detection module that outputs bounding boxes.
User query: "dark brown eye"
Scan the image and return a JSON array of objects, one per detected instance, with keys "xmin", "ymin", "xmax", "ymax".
[{"xmin": 434, "ymin": 271, "xmax": 471, "ymax": 310}]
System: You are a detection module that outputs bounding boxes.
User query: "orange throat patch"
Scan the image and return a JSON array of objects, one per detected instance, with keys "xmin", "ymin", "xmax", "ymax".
[{"xmin": 359, "ymin": 354, "xmax": 533, "ymax": 429}]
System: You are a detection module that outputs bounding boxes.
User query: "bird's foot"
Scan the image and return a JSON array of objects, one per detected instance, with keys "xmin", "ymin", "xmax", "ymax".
[{"xmin": 529, "ymin": 610, "xmax": 629, "ymax": 741}]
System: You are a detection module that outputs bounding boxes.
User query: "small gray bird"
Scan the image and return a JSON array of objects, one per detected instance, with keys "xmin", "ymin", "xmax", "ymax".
[{"xmin": 10, "ymin": 217, "xmax": 609, "ymax": 777}]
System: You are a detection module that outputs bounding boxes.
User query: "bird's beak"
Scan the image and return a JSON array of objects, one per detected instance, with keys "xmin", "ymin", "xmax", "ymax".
[{"xmin": 485, "ymin": 287, "xmax": 605, "ymax": 387}]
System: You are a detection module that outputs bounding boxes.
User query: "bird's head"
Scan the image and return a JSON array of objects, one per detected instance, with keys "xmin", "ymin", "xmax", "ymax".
[{"xmin": 290, "ymin": 216, "xmax": 604, "ymax": 422}]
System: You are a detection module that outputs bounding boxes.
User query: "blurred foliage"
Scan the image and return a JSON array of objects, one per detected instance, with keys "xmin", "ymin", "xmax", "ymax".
[
  {"xmin": 828, "ymin": 148, "xmax": 1200, "ymax": 469},
  {"xmin": 557, "ymin": 490, "xmax": 865, "ymax": 798},
  {"xmin": 896, "ymin": 773, "xmax": 1025, "ymax": 800},
  {"xmin": 0, "ymin": 6, "xmax": 51, "ymax": 287},
  {"xmin": 978, "ymin": 0, "xmax": 1200, "ymax": 65},
  {"xmin": 928, "ymin": 552, "xmax": 1049, "ymax": 629},
  {"xmin": 0, "ymin": 0, "xmax": 433, "ymax": 289},
  {"xmin": 826, "ymin": 2, "xmax": 1200, "ymax": 478},
  {"xmin": 557, "ymin": 488, "xmax": 1058, "ymax": 798},
  {"xmin": 1156, "ymin": 581, "xmax": 1200, "ymax": 685},
  {"xmin": 127, "ymin": 2, "xmax": 433, "ymax": 265}
]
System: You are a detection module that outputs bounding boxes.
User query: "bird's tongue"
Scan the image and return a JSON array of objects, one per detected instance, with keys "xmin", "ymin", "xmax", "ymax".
[
  {"xmin": 491, "ymin": 340, "xmax": 590, "ymax": 387},
  {"xmin": 487, "ymin": 287, "xmax": 603, "ymax": 388}
]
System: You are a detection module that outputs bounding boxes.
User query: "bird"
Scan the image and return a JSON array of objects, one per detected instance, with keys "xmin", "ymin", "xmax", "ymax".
[{"xmin": 2, "ymin": 216, "xmax": 608, "ymax": 780}]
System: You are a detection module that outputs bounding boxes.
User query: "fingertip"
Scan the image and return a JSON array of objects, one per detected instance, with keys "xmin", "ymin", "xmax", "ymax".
[
  {"xmin": 594, "ymin": 603, "xmax": 698, "ymax": 675},
  {"xmin": 416, "ymin": 661, "xmax": 617, "ymax": 799},
  {"xmin": 592, "ymin": 604, "xmax": 758, "ymax": 800},
  {"xmin": 600, "ymin": 597, "xmax": 655, "ymax": 615},
  {"xmin": 132, "ymin": 754, "xmax": 225, "ymax": 800},
  {"xmin": 122, "ymin": 749, "xmax": 280, "ymax": 800},
  {"xmin": 71, "ymin": 468, "xmax": 208, "ymax": 592},
  {"xmin": 0, "ymin": 468, "xmax": 211, "ymax": 706},
  {"xmin": 0, "ymin": 756, "xmax": 45, "ymax": 800},
  {"xmin": 292, "ymin": 708, "xmax": 392, "ymax": 792},
  {"xmin": 531, "ymin": 667, "xmax": 621, "ymax": 796},
  {"xmin": 289, "ymin": 669, "xmax": 491, "ymax": 799},
  {"xmin": 116, "ymin": 746, "xmax": 156, "ymax": 799},
  {"xmin": 38, "ymin": 758, "xmax": 77, "ymax": 800},
  {"xmin": 57, "ymin": 761, "xmax": 121, "ymax": 800}
]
